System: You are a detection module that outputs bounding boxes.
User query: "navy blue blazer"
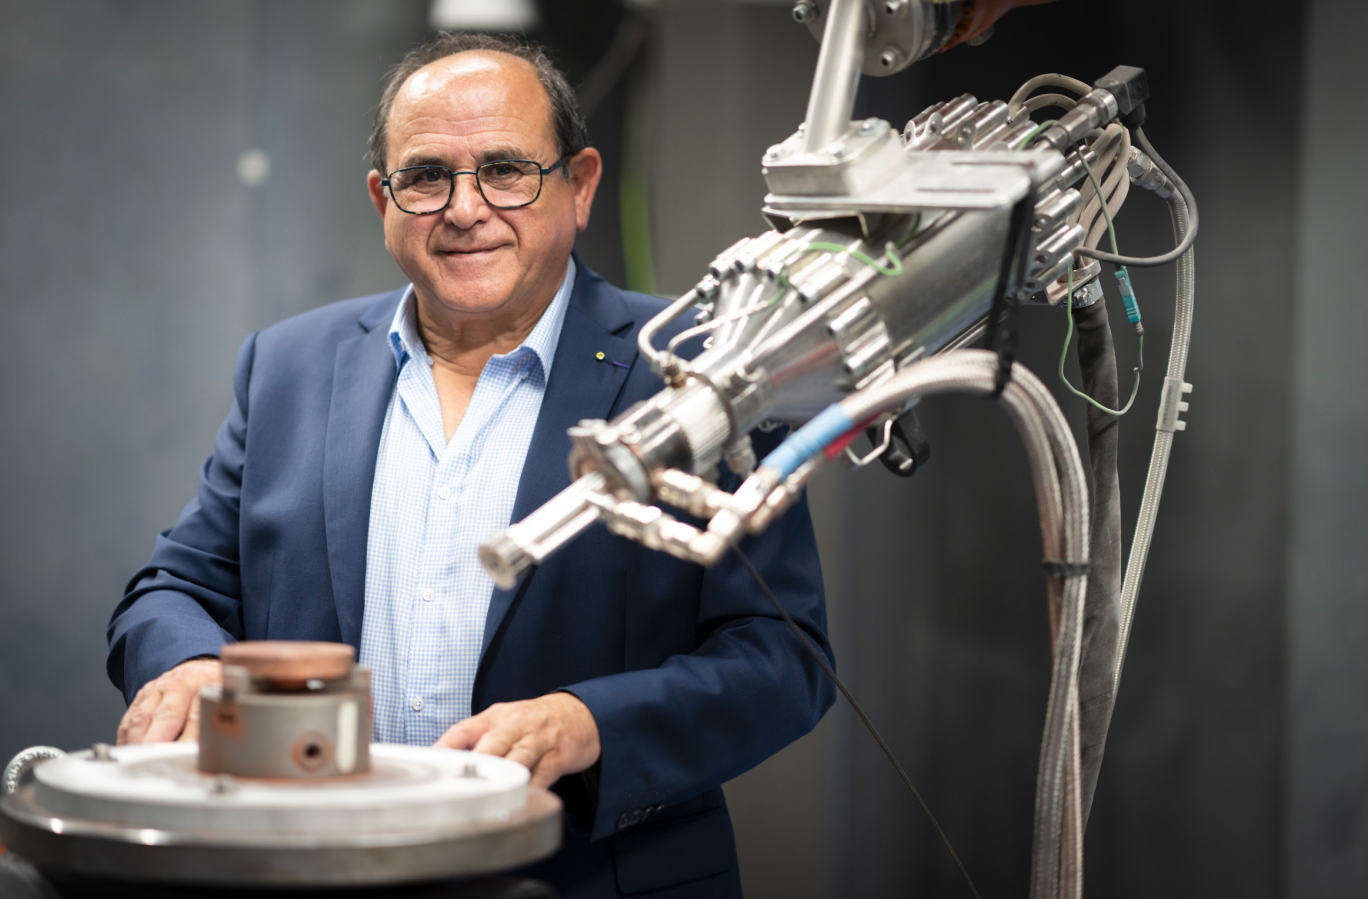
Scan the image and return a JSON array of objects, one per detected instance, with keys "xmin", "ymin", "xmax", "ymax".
[{"xmin": 108, "ymin": 259, "xmax": 835, "ymax": 898}]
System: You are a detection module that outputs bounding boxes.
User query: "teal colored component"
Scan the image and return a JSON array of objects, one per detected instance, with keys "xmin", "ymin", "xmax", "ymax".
[
  {"xmin": 1115, "ymin": 266, "xmax": 1142, "ymax": 325},
  {"xmin": 760, "ymin": 404, "xmax": 855, "ymax": 478}
]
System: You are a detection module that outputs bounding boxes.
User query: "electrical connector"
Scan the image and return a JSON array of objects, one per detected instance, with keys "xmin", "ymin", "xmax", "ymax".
[
  {"xmin": 1094, "ymin": 65, "xmax": 1149, "ymax": 128},
  {"xmin": 1114, "ymin": 267, "xmax": 1143, "ymax": 334}
]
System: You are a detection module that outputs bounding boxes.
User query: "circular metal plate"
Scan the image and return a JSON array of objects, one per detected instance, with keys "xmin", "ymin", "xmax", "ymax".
[
  {"xmin": 0, "ymin": 744, "xmax": 562, "ymax": 887},
  {"xmin": 221, "ymin": 640, "xmax": 355, "ymax": 684}
]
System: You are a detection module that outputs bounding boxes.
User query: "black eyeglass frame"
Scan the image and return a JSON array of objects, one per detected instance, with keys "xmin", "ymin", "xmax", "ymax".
[{"xmin": 380, "ymin": 156, "xmax": 572, "ymax": 214}]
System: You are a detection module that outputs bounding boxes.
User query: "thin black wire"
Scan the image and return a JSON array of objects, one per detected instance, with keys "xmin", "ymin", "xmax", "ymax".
[
  {"xmin": 1073, "ymin": 125, "xmax": 1198, "ymax": 267},
  {"xmin": 732, "ymin": 546, "xmax": 983, "ymax": 899}
]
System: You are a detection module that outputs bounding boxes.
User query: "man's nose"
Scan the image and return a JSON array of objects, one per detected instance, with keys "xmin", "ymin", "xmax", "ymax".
[{"xmin": 443, "ymin": 173, "xmax": 490, "ymax": 229}]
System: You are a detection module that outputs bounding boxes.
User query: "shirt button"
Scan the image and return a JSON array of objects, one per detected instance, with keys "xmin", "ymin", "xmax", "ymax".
[
  {"xmin": 421, "ymin": 588, "xmax": 434, "ymax": 602},
  {"xmin": 438, "ymin": 486, "xmax": 451, "ymax": 500},
  {"xmin": 411, "ymin": 697, "xmax": 424, "ymax": 712}
]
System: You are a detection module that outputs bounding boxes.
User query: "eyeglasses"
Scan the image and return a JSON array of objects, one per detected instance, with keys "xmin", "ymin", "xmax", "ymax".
[{"xmin": 380, "ymin": 156, "xmax": 570, "ymax": 214}]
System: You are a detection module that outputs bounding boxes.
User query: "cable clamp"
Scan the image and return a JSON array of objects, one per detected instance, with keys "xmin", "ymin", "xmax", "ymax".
[
  {"xmin": 1156, "ymin": 376, "xmax": 1193, "ymax": 432},
  {"xmin": 1042, "ymin": 558, "xmax": 1091, "ymax": 579}
]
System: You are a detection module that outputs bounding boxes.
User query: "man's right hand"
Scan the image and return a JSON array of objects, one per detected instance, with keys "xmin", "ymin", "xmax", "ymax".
[{"xmin": 116, "ymin": 658, "xmax": 221, "ymax": 745}]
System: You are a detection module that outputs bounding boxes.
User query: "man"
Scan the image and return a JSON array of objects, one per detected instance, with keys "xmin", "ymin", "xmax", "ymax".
[{"xmin": 108, "ymin": 33, "xmax": 834, "ymax": 898}]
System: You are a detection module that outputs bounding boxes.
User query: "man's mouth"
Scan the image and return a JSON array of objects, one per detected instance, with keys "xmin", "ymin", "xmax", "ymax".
[{"xmin": 440, "ymin": 246, "xmax": 504, "ymax": 256}]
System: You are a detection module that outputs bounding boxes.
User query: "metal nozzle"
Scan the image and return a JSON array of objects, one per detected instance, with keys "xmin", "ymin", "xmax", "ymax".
[
  {"xmin": 478, "ymin": 533, "xmax": 535, "ymax": 591},
  {"xmin": 479, "ymin": 472, "xmax": 610, "ymax": 589}
]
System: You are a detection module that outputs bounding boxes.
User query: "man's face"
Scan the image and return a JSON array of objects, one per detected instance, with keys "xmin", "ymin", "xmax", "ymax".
[{"xmin": 367, "ymin": 52, "xmax": 601, "ymax": 321}]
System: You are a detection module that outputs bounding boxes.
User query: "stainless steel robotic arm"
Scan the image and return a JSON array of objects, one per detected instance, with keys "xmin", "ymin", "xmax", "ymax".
[
  {"xmin": 480, "ymin": 0, "xmax": 1148, "ymax": 588},
  {"xmin": 480, "ymin": 4, "xmax": 1195, "ymax": 897}
]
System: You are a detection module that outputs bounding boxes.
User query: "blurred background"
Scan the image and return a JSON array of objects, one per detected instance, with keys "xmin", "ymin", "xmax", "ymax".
[{"xmin": 1, "ymin": 0, "xmax": 1364, "ymax": 896}]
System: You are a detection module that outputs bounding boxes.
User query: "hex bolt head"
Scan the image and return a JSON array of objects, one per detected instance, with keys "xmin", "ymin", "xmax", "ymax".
[
  {"xmin": 792, "ymin": 1, "xmax": 818, "ymax": 24},
  {"xmin": 209, "ymin": 774, "xmax": 237, "ymax": 795},
  {"xmin": 884, "ymin": 0, "xmax": 907, "ymax": 15},
  {"xmin": 879, "ymin": 47, "xmax": 903, "ymax": 70}
]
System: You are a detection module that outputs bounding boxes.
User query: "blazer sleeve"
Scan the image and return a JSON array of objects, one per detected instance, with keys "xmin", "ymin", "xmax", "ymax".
[
  {"xmin": 559, "ymin": 430, "xmax": 837, "ymax": 841},
  {"xmin": 106, "ymin": 333, "xmax": 258, "ymax": 703}
]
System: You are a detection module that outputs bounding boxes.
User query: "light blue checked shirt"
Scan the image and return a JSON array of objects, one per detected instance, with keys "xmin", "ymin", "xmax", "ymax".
[{"xmin": 359, "ymin": 259, "xmax": 575, "ymax": 745}]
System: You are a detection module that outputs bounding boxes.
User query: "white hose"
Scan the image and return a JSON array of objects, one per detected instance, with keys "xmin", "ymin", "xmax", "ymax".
[
  {"xmin": 1083, "ymin": 128, "xmax": 1131, "ymax": 250},
  {"xmin": 1113, "ymin": 192, "xmax": 1195, "ymax": 689},
  {"xmin": 1009, "ymin": 74, "xmax": 1092, "ymax": 116}
]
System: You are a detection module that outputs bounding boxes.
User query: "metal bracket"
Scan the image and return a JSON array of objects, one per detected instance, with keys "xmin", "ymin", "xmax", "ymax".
[
  {"xmin": 765, "ymin": 149, "xmax": 1058, "ymax": 218},
  {"xmin": 844, "ymin": 418, "xmax": 895, "ymax": 468}
]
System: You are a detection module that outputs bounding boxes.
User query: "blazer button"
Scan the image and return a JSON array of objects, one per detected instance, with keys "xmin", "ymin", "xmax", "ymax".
[
  {"xmin": 617, "ymin": 812, "xmax": 633, "ymax": 831},
  {"xmin": 629, "ymin": 809, "xmax": 645, "ymax": 826}
]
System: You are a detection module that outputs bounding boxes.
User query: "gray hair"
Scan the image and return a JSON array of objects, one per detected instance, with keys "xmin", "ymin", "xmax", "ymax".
[{"xmin": 369, "ymin": 33, "xmax": 590, "ymax": 176}]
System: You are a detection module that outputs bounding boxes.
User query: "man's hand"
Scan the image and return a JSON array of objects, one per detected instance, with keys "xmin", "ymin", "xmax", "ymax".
[
  {"xmin": 434, "ymin": 692, "xmax": 600, "ymax": 789},
  {"xmin": 116, "ymin": 658, "xmax": 221, "ymax": 745}
]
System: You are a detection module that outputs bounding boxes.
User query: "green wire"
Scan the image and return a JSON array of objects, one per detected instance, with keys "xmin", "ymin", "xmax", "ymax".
[
  {"xmin": 777, "ymin": 239, "xmax": 904, "ymax": 289},
  {"xmin": 1058, "ymin": 268, "xmax": 1144, "ymax": 415},
  {"xmin": 1079, "ymin": 143, "xmax": 1120, "ymax": 254},
  {"xmin": 1015, "ymin": 119, "xmax": 1057, "ymax": 150},
  {"xmin": 807, "ymin": 241, "xmax": 904, "ymax": 276},
  {"xmin": 1056, "ymin": 145, "xmax": 1144, "ymax": 416}
]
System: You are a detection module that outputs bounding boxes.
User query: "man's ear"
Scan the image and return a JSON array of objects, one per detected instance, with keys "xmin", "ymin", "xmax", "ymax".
[
  {"xmin": 568, "ymin": 148, "xmax": 603, "ymax": 232},
  {"xmin": 367, "ymin": 170, "xmax": 388, "ymax": 219}
]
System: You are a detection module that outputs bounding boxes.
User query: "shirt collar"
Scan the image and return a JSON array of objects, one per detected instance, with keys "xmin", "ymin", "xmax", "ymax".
[{"xmin": 387, "ymin": 256, "xmax": 576, "ymax": 380}]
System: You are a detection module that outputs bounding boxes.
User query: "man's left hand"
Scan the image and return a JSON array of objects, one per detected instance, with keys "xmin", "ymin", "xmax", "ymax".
[{"xmin": 435, "ymin": 692, "xmax": 600, "ymax": 789}]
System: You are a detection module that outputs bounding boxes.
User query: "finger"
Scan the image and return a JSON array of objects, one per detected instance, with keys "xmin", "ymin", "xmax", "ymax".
[
  {"xmin": 434, "ymin": 712, "xmax": 495, "ymax": 750},
  {"xmin": 177, "ymin": 693, "xmax": 202, "ymax": 743},
  {"xmin": 142, "ymin": 684, "xmax": 196, "ymax": 744},
  {"xmin": 504, "ymin": 733, "xmax": 549, "ymax": 774},
  {"xmin": 117, "ymin": 684, "xmax": 163, "ymax": 745},
  {"xmin": 529, "ymin": 752, "xmax": 567, "ymax": 790},
  {"xmin": 471, "ymin": 721, "xmax": 524, "ymax": 759}
]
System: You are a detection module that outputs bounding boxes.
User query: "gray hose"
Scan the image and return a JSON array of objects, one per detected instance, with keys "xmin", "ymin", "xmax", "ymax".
[
  {"xmin": 1113, "ymin": 192, "xmax": 1194, "ymax": 686},
  {"xmin": 840, "ymin": 352, "xmax": 1090, "ymax": 899}
]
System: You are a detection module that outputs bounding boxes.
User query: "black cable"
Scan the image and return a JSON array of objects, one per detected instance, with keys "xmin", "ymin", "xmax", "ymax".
[
  {"xmin": 1073, "ymin": 126, "xmax": 1198, "ymax": 267},
  {"xmin": 732, "ymin": 546, "xmax": 983, "ymax": 899}
]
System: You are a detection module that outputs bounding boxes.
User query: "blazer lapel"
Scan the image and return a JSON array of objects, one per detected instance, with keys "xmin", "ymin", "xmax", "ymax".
[
  {"xmin": 324, "ymin": 292, "xmax": 402, "ymax": 649},
  {"xmin": 480, "ymin": 266, "xmax": 640, "ymax": 660}
]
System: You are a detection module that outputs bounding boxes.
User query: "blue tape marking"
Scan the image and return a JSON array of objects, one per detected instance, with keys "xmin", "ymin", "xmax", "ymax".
[
  {"xmin": 1115, "ymin": 266, "xmax": 1142, "ymax": 325},
  {"xmin": 759, "ymin": 404, "xmax": 855, "ymax": 478}
]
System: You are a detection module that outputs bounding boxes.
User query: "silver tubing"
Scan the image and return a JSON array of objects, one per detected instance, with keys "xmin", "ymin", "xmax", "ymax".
[
  {"xmin": 840, "ymin": 351, "xmax": 1089, "ymax": 899},
  {"xmin": 801, "ymin": 0, "xmax": 866, "ymax": 153},
  {"xmin": 1113, "ymin": 191, "xmax": 1195, "ymax": 690},
  {"xmin": 637, "ymin": 288, "xmax": 699, "ymax": 376},
  {"xmin": 478, "ymin": 472, "xmax": 609, "ymax": 589}
]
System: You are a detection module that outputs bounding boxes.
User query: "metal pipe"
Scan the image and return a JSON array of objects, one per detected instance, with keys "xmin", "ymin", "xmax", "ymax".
[
  {"xmin": 801, "ymin": 0, "xmax": 867, "ymax": 153},
  {"xmin": 637, "ymin": 287, "xmax": 698, "ymax": 376}
]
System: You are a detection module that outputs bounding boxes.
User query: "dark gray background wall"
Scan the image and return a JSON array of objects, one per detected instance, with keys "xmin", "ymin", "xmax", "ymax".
[
  {"xmin": 1288, "ymin": 0, "xmax": 1368, "ymax": 893},
  {"xmin": 0, "ymin": 2, "xmax": 1363, "ymax": 897}
]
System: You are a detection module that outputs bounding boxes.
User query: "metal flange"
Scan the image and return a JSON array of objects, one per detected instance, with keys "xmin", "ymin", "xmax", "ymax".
[
  {"xmin": 797, "ymin": 0, "xmax": 960, "ymax": 75},
  {"xmin": 0, "ymin": 743, "xmax": 561, "ymax": 888}
]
